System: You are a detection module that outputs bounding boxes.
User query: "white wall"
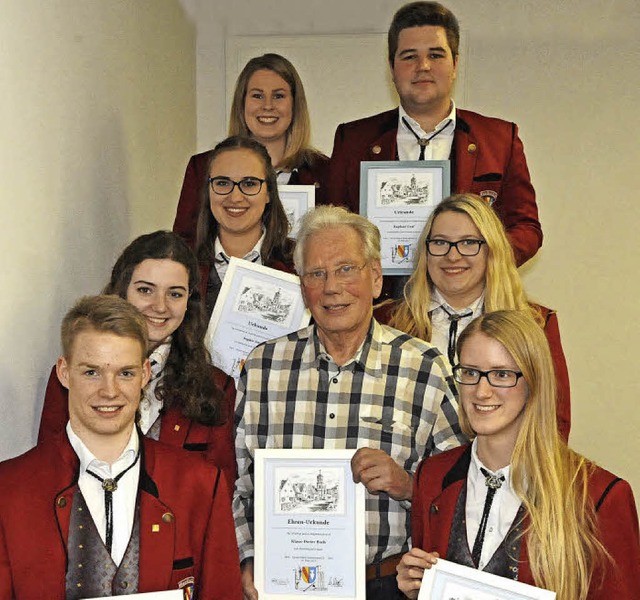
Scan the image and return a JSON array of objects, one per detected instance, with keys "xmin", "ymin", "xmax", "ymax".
[
  {"xmin": 1, "ymin": 0, "xmax": 638, "ymax": 513},
  {"xmin": 0, "ymin": 0, "xmax": 196, "ymax": 459},
  {"xmin": 189, "ymin": 0, "xmax": 640, "ymax": 503}
]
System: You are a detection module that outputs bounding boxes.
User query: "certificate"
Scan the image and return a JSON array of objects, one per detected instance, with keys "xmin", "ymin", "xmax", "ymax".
[
  {"xmin": 359, "ymin": 161, "xmax": 450, "ymax": 275},
  {"xmin": 205, "ymin": 258, "xmax": 311, "ymax": 380},
  {"xmin": 278, "ymin": 184, "xmax": 315, "ymax": 238},
  {"xmin": 418, "ymin": 559, "xmax": 556, "ymax": 600},
  {"xmin": 254, "ymin": 449, "xmax": 366, "ymax": 600}
]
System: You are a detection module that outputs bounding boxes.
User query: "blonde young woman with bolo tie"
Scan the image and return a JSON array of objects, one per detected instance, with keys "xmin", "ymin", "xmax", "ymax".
[
  {"xmin": 377, "ymin": 193, "xmax": 571, "ymax": 440},
  {"xmin": 397, "ymin": 310, "xmax": 640, "ymax": 600}
]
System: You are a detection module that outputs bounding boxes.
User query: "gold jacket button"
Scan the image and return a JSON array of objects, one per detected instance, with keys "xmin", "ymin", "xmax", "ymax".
[
  {"xmin": 57, "ymin": 496, "xmax": 67, "ymax": 508},
  {"xmin": 467, "ymin": 143, "xmax": 477, "ymax": 153},
  {"xmin": 371, "ymin": 145, "xmax": 382, "ymax": 155},
  {"xmin": 162, "ymin": 512, "xmax": 174, "ymax": 523}
]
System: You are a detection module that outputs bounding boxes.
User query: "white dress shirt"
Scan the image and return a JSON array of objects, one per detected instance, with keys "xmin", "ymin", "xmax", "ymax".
[
  {"xmin": 397, "ymin": 101, "xmax": 456, "ymax": 161},
  {"xmin": 429, "ymin": 289, "xmax": 484, "ymax": 365},
  {"xmin": 138, "ymin": 340, "xmax": 171, "ymax": 435},
  {"xmin": 213, "ymin": 230, "xmax": 265, "ymax": 282},
  {"xmin": 67, "ymin": 423, "xmax": 140, "ymax": 566},
  {"xmin": 466, "ymin": 439, "xmax": 522, "ymax": 570}
]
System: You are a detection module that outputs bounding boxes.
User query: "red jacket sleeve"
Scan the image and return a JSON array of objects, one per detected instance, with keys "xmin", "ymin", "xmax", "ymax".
[
  {"xmin": 206, "ymin": 370, "xmax": 238, "ymax": 485},
  {"xmin": 542, "ymin": 311, "xmax": 571, "ymax": 441},
  {"xmin": 173, "ymin": 154, "xmax": 208, "ymax": 250},
  {"xmin": 498, "ymin": 124, "xmax": 542, "ymax": 266},
  {"xmin": 589, "ymin": 478, "xmax": 640, "ymax": 599},
  {"xmin": 37, "ymin": 365, "xmax": 69, "ymax": 443},
  {"xmin": 199, "ymin": 471, "xmax": 243, "ymax": 599}
]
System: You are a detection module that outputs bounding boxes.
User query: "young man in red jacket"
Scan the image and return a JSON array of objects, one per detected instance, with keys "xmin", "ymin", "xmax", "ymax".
[{"xmin": 0, "ymin": 295, "xmax": 242, "ymax": 600}]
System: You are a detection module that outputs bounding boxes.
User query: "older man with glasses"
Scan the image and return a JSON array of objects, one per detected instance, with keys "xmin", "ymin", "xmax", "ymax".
[{"xmin": 233, "ymin": 205, "xmax": 466, "ymax": 600}]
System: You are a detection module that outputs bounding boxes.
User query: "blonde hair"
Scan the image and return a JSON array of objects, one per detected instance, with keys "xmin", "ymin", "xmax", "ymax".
[
  {"xmin": 389, "ymin": 194, "xmax": 542, "ymax": 340},
  {"xmin": 457, "ymin": 311, "xmax": 608, "ymax": 600},
  {"xmin": 228, "ymin": 53, "xmax": 322, "ymax": 171}
]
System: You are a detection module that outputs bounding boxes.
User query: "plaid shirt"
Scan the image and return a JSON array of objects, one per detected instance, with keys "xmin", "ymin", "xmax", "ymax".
[{"xmin": 233, "ymin": 319, "xmax": 465, "ymax": 564}]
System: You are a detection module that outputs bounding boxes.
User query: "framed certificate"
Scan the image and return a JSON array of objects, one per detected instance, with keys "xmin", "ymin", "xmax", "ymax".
[
  {"xmin": 359, "ymin": 161, "xmax": 450, "ymax": 275},
  {"xmin": 278, "ymin": 184, "xmax": 316, "ymax": 238},
  {"xmin": 204, "ymin": 258, "xmax": 311, "ymax": 380},
  {"xmin": 418, "ymin": 559, "xmax": 556, "ymax": 600},
  {"xmin": 255, "ymin": 449, "xmax": 366, "ymax": 600}
]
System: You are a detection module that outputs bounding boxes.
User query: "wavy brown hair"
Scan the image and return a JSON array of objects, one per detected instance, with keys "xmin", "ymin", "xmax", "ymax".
[{"xmin": 105, "ymin": 230, "xmax": 225, "ymax": 426}]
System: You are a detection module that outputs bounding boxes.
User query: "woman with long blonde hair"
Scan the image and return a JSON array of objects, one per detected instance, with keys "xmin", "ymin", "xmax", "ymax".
[
  {"xmin": 397, "ymin": 310, "xmax": 640, "ymax": 599},
  {"xmin": 381, "ymin": 193, "xmax": 570, "ymax": 438}
]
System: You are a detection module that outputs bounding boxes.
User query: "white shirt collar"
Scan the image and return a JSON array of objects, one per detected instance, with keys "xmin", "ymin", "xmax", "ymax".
[
  {"xmin": 430, "ymin": 287, "xmax": 485, "ymax": 316},
  {"xmin": 67, "ymin": 421, "xmax": 139, "ymax": 475},
  {"xmin": 469, "ymin": 437, "xmax": 511, "ymax": 484},
  {"xmin": 214, "ymin": 229, "xmax": 265, "ymax": 263},
  {"xmin": 398, "ymin": 100, "xmax": 457, "ymax": 138}
]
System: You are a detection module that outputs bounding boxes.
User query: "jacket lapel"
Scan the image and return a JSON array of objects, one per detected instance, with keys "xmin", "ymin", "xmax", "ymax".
[
  {"xmin": 452, "ymin": 112, "xmax": 478, "ymax": 193},
  {"xmin": 137, "ymin": 440, "xmax": 176, "ymax": 591}
]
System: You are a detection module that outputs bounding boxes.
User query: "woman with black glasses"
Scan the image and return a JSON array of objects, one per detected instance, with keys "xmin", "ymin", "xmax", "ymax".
[
  {"xmin": 397, "ymin": 310, "xmax": 640, "ymax": 599},
  {"xmin": 195, "ymin": 136, "xmax": 294, "ymax": 317},
  {"xmin": 379, "ymin": 193, "xmax": 570, "ymax": 439}
]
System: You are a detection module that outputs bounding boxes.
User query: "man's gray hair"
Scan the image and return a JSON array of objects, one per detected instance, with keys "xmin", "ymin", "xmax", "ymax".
[{"xmin": 293, "ymin": 205, "xmax": 381, "ymax": 274}]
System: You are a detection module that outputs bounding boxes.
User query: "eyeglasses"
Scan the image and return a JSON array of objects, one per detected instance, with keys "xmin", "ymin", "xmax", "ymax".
[
  {"xmin": 453, "ymin": 365, "xmax": 524, "ymax": 388},
  {"xmin": 208, "ymin": 176, "xmax": 265, "ymax": 196},
  {"xmin": 301, "ymin": 263, "xmax": 368, "ymax": 289},
  {"xmin": 426, "ymin": 238, "xmax": 486, "ymax": 256}
]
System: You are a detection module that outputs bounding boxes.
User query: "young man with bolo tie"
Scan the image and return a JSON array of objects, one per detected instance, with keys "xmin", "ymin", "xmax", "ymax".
[{"xmin": 0, "ymin": 295, "xmax": 242, "ymax": 599}]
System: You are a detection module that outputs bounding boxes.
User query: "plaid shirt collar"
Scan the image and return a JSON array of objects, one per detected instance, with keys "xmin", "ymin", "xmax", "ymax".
[{"xmin": 307, "ymin": 319, "xmax": 387, "ymax": 378}]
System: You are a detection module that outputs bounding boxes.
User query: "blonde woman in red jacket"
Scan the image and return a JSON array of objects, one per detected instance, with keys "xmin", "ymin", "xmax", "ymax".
[{"xmin": 397, "ymin": 310, "xmax": 640, "ymax": 600}]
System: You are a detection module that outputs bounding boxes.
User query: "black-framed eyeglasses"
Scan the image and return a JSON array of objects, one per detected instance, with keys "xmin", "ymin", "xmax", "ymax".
[
  {"xmin": 453, "ymin": 365, "xmax": 524, "ymax": 388},
  {"xmin": 301, "ymin": 263, "xmax": 368, "ymax": 289},
  {"xmin": 208, "ymin": 176, "xmax": 265, "ymax": 196},
  {"xmin": 426, "ymin": 238, "xmax": 486, "ymax": 256}
]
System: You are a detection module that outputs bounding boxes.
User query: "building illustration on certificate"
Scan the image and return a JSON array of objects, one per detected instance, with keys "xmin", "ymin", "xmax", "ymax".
[{"xmin": 275, "ymin": 467, "xmax": 344, "ymax": 514}]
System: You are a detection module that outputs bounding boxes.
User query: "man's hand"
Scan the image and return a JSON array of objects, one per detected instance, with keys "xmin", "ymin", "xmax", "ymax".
[
  {"xmin": 396, "ymin": 548, "xmax": 439, "ymax": 599},
  {"xmin": 350, "ymin": 447, "xmax": 413, "ymax": 501},
  {"xmin": 241, "ymin": 558, "xmax": 258, "ymax": 600}
]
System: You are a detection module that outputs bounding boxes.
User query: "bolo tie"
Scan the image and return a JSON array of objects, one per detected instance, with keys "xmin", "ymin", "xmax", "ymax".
[
  {"xmin": 401, "ymin": 117, "xmax": 452, "ymax": 160},
  {"xmin": 440, "ymin": 305, "xmax": 473, "ymax": 365},
  {"xmin": 471, "ymin": 467, "xmax": 505, "ymax": 567},
  {"xmin": 86, "ymin": 450, "xmax": 140, "ymax": 555}
]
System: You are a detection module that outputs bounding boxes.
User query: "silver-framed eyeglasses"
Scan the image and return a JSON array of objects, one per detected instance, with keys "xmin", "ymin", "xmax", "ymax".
[
  {"xmin": 208, "ymin": 176, "xmax": 265, "ymax": 196},
  {"xmin": 453, "ymin": 365, "xmax": 524, "ymax": 388},
  {"xmin": 301, "ymin": 263, "xmax": 368, "ymax": 289},
  {"xmin": 426, "ymin": 238, "xmax": 486, "ymax": 256}
]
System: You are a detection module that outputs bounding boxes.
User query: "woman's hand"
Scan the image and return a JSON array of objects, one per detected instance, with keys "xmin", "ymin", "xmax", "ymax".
[{"xmin": 396, "ymin": 548, "xmax": 439, "ymax": 599}]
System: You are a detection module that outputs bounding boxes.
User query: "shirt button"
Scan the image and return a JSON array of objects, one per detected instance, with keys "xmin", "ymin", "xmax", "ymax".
[
  {"xmin": 329, "ymin": 413, "xmax": 335, "ymax": 419},
  {"xmin": 489, "ymin": 527, "xmax": 494, "ymax": 532},
  {"xmin": 332, "ymin": 378, "xmax": 338, "ymax": 384}
]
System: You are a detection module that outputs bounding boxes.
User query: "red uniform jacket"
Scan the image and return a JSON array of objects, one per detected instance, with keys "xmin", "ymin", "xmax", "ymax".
[
  {"xmin": 374, "ymin": 302, "xmax": 571, "ymax": 441},
  {"xmin": 173, "ymin": 150, "xmax": 330, "ymax": 249},
  {"xmin": 38, "ymin": 365, "xmax": 238, "ymax": 483},
  {"xmin": 0, "ymin": 434, "xmax": 242, "ymax": 600},
  {"xmin": 328, "ymin": 108, "xmax": 542, "ymax": 266},
  {"xmin": 412, "ymin": 445, "xmax": 640, "ymax": 599}
]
